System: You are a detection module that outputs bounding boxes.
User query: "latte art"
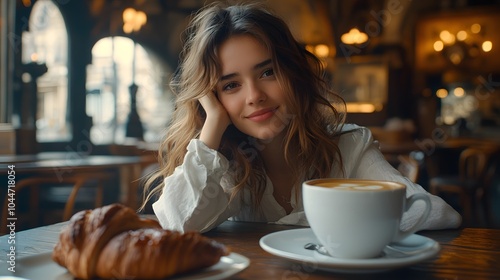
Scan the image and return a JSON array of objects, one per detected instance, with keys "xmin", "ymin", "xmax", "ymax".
[
  {"xmin": 313, "ymin": 181, "xmax": 398, "ymax": 191},
  {"xmin": 336, "ymin": 185, "xmax": 385, "ymax": 190}
]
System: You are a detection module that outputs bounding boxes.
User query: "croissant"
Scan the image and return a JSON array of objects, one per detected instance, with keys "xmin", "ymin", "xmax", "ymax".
[{"xmin": 52, "ymin": 203, "xmax": 229, "ymax": 279}]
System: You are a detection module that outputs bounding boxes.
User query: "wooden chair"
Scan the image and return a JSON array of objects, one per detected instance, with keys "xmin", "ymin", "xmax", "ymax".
[
  {"xmin": 109, "ymin": 143, "xmax": 158, "ymax": 209},
  {"xmin": 1, "ymin": 173, "xmax": 108, "ymax": 234},
  {"xmin": 429, "ymin": 146, "xmax": 496, "ymax": 226},
  {"xmin": 477, "ymin": 147, "xmax": 499, "ymax": 227}
]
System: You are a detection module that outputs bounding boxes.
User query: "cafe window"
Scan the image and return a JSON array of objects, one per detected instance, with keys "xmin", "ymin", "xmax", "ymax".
[
  {"xmin": 23, "ymin": 0, "xmax": 70, "ymax": 142},
  {"xmin": 86, "ymin": 36, "xmax": 173, "ymax": 144}
]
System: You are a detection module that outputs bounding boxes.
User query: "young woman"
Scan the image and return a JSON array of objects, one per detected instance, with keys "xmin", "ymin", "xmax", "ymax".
[{"xmin": 141, "ymin": 2, "xmax": 461, "ymax": 233}]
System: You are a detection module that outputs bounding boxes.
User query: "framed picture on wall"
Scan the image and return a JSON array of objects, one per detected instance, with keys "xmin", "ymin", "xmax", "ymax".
[{"xmin": 332, "ymin": 56, "xmax": 388, "ymax": 113}]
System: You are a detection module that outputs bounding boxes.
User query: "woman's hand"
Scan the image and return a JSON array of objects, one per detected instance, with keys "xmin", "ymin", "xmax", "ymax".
[{"xmin": 198, "ymin": 91, "xmax": 231, "ymax": 150}]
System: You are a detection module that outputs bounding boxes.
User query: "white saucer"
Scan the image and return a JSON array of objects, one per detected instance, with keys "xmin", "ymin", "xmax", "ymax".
[
  {"xmin": 259, "ymin": 228, "xmax": 440, "ymax": 273},
  {"xmin": 0, "ymin": 252, "xmax": 249, "ymax": 280}
]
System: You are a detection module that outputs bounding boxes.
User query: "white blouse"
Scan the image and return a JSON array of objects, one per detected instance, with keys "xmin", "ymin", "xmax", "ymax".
[{"xmin": 152, "ymin": 124, "xmax": 462, "ymax": 233}]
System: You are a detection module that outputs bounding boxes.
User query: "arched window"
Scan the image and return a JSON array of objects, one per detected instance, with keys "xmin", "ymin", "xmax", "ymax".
[
  {"xmin": 86, "ymin": 36, "xmax": 173, "ymax": 144},
  {"xmin": 23, "ymin": 0, "xmax": 69, "ymax": 142}
]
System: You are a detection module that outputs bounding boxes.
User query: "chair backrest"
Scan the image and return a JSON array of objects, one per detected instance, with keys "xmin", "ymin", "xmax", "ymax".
[
  {"xmin": 476, "ymin": 145, "xmax": 500, "ymax": 188},
  {"xmin": 459, "ymin": 147, "xmax": 488, "ymax": 182}
]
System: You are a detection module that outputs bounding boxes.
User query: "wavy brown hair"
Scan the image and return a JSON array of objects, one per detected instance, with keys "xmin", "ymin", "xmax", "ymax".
[{"xmin": 140, "ymin": 2, "xmax": 346, "ymax": 211}]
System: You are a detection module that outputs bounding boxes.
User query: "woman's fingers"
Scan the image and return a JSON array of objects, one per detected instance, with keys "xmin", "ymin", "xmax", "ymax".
[{"xmin": 199, "ymin": 92, "xmax": 230, "ymax": 124}]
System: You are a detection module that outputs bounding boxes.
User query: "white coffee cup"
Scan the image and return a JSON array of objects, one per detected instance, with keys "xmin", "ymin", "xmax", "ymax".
[{"xmin": 303, "ymin": 179, "xmax": 431, "ymax": 259}]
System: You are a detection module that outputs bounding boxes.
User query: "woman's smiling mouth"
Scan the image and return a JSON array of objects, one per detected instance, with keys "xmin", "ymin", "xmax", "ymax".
[{"xmin": 246, "ymin": 107, "xmax": 278, "ymax": 122}]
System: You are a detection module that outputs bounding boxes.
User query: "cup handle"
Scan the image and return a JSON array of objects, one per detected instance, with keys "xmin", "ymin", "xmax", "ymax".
[{"xmin": 394, "ymin": 193, "xmax": 432, "ymax": 241}]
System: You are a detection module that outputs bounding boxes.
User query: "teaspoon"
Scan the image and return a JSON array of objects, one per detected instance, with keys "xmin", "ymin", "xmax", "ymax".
[{"xmin": 304, "ymin": 243, "xmax": 425, "ymax": 258}]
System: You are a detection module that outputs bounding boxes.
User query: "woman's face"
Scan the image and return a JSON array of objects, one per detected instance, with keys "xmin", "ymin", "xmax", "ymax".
[{"xmin": 216, "ymin": 35, "xmax": 291, "ymax": 141}]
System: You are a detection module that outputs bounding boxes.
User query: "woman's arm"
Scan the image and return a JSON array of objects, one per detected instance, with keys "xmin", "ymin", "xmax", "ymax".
[
  {"xmin": 198, "ymin": 92, "xmax": 231, "ymax": 150},
  {"xmin": 153, "ymin": 92, "xmax": 235, "ymax": 233},
  {"xmin": 152, "ymin": 139, "xmax": 239, "ymax": 233}
]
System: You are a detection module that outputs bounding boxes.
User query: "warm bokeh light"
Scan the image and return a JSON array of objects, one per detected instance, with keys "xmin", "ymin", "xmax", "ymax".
[
  {"xmin": 305, "ymin": 44, "xmax": 331, "ymax": 60},
  {"xmin": 432, "ymin": 22, "xmax": 491, "ymax": 66},
  {"xmin": 122, "ymin": 8, "xmax": 136, "ymax": 23},
  {"xmin": 436, "ymin": 88, "xmax": 448, "ymax": 98},
  {"xmin": 345, "ymin": 102, "xmax": 378, "ymax": 113},
  {"xmin": 314, "ymin": 44, "xmax": 330, "ymax": 58},
  {"xmin": 30, "ymin": 53, "xmax": 38, "ymax": 62},
  {"xmin": 482, "ymin": 41, "xmax": 493, "ymax": 52},
  {"xmin": 341, "ymin": 28, "xmax": 368, "ymax": 45},
  {"xmin": 456, "ymin": 30, "xmax": 467, "ymax": 41},
  {"xmin": 433, "ymin": 41, "xmax": 444, "ymax": 52},
  {"xmin": 122, "ymin": 8, "xmax": 147, "ymax": 34},
  {"xmin": 471, "ymin": 23, "xmax": 481, "ymax": 34},
  {"xmin": 123, "ymin": 23, "xmax": 134, "ymax": 34},
  {"xmin": 453, "ymin": 87, "xmax": 465, "ymax": 97},
  {"xmin": 135, "ymin": 11, "xmax": 147, "ymax": 29},
  {"xmin": 439, "ymin": 30, "xmax": 455, "ymax": 45}
]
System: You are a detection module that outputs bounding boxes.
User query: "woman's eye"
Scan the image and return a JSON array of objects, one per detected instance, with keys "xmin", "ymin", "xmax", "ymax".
[
  {"xmin": 262, "ymin": 68, "xmax": 274, "ymax": 78},
  {"xmin": 222, "ymin": 82, "xmax": 239, "ymax": 91}
]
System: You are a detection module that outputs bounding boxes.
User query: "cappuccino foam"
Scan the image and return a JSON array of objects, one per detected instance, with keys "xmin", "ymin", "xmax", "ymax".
[{"xmin": 311, "ymin": 180, "xmax": 401, "ymax": 191}]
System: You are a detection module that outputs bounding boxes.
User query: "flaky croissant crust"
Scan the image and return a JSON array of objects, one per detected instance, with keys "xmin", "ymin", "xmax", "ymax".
[{"xmin": 52, "ymin": 203, "xmax": 229, "ymax": 279}]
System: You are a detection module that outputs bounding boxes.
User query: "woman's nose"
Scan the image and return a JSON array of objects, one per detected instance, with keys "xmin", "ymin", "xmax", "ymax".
[{"xmin": 246, "ymin": 83, "xmax": 266, "ymax": 105}]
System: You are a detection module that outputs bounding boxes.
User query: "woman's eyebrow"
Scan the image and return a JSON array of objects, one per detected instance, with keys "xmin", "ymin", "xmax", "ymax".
[
  {"xmin": 254, "ymin": 59, "xmax": 272, "ymax": 70},
  {"xmin": 220, "ymin": 73, "xmax": 237, "ymax": 82},
  {"xmin": 219, "ymin": 59, "xmax": 272, "ymax": 82}
]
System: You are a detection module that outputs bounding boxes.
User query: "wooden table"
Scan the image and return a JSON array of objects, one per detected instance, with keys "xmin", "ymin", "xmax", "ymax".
[
  {"xmin": 1, "ymin": 219, "xmax": 499, "ymax": 279},
  {"xmin": 1, "ymin": 153, "xmax": 155, "ymax": 209},
  {"xmin": 0, "ymin": 152, "xmax": 83, "ymax": 164}
]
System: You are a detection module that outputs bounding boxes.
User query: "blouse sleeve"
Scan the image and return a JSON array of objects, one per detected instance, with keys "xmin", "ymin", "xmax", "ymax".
[
  {"xmin": 339, "ymin": 125, "xmax": 462, "ymax": 230},
  {"xmin": 152, "ymin": 139, "xmax": 239, "ymax": 233}
]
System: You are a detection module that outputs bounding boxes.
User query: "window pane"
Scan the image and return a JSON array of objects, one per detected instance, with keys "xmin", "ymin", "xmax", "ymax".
[
  {"xmin": 24, "ymin": 0, "xmax": 70, "ymax": 142},
  {"xmin": 86, "ymin": 36, "xmax": 173, "ymax": 144}
]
